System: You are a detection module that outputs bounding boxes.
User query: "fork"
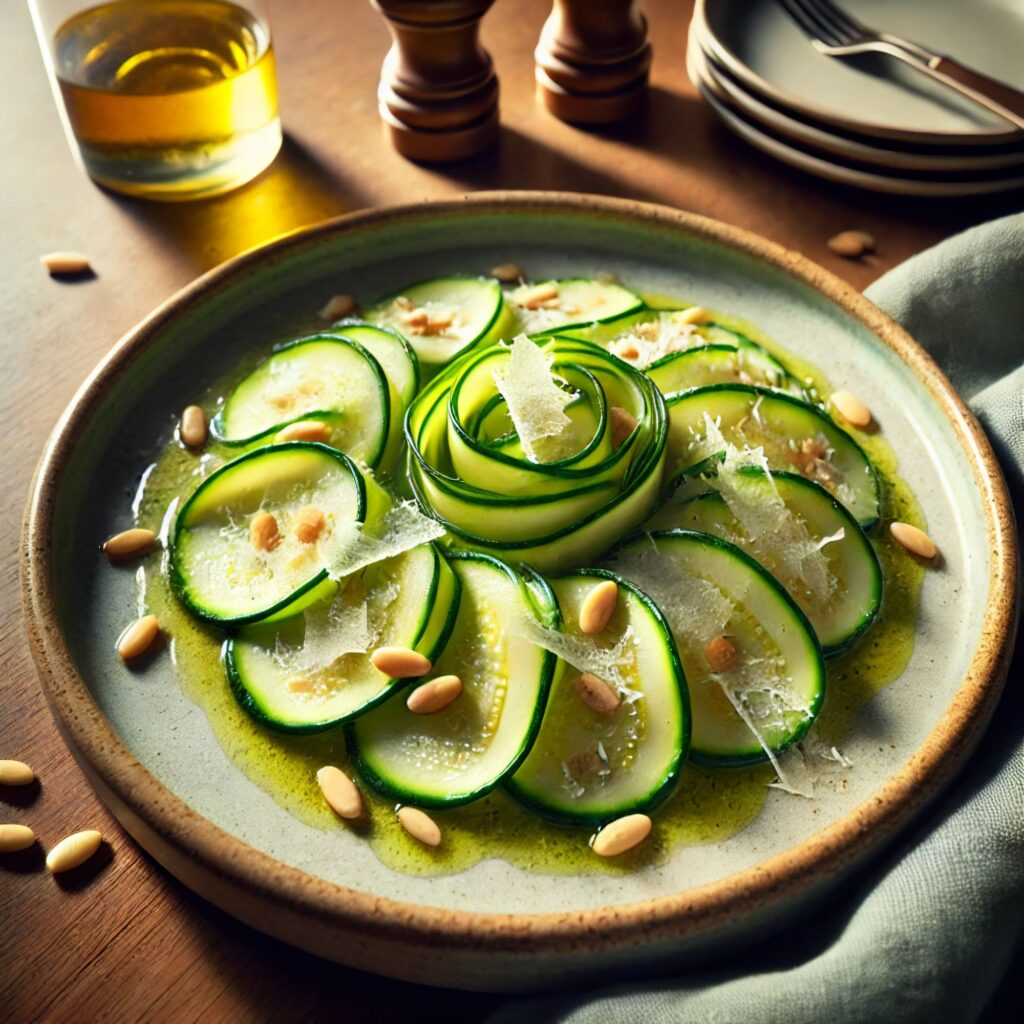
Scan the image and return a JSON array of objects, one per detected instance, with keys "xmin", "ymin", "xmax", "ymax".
[{"xmin": 778, "ymin": 0, "xmax": 1024, "ymax": 131}]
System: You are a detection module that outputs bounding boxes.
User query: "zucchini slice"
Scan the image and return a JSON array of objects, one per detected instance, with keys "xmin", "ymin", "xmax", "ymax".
[
  {"xmin": 224, "ymin": 543, "xmax": 460, "ymax": 732},
  {"xmin": 326, "ymin": 319, "xmax": 420, "ymax": 406},
  {"xmin": 347, "ymin": 552, "xmax": 558, "ymax": 807},
  {"xmin": 509, "ymin": 278, "xmax": 642, "ymax": 335},
  {"xmin": 645, "ymin": 344, "xmax": 801, "ymax": 398},
  {"xmin": 506, "ymin": 570, "xmax": 689, "ymax": 826},
  {"xmin": 169, "ymin": 442, "xmax": 389, "ymax": 626},
  {"xmin": 210, "ymin": 335, "xmax": 401, "ymax": 470},
  {"xmin": 648, "ymin": 468, "xmax": 882, "ymax": 655},
  {"xmin": 610, "ymin": 531, "xmax": 825, "ymax": 768},
  {"xmin": 365, "ymin": 276, "xmax": 514, "ymax": 368},
  {"xmin": 665, "ymin": 384, "xmax": 880, "ymax": 527}
]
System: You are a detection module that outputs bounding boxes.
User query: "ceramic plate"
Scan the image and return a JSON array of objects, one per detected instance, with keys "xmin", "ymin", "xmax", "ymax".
[
  {"xmin": 23, "ymin": 195, "xmax": 1016, "ymax": 991},
  {"xmin": 699, "ymin": 0, "xmax": 1024, "ymax": 145}
]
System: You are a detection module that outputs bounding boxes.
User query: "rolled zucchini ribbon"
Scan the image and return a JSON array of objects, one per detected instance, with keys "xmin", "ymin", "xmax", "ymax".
[{"xmin": 405, "ymin": 337, "xmax": 667, "ymax": 573}]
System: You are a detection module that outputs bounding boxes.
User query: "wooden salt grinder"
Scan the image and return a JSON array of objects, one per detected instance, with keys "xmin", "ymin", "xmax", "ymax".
[
  {"xmin": 372, "ymin": 0, "xmax": 500, "ymax": 162},
  {"xmin": 535, "ymin": 0, "xmax": 651, "ymax": 124}
]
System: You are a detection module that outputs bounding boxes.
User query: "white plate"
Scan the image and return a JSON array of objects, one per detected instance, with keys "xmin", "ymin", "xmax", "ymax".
[{"xmin": 698, "ymin": 0, "xmax": 1024, "ymax": 145}]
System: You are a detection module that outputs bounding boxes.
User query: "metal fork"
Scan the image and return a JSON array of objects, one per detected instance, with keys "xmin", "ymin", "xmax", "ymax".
[{"xmin": 778, "ymin": 0, "xmax": 1024, "ymax": 131}]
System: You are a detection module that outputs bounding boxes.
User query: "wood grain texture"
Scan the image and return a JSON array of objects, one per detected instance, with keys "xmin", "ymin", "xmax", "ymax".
[{"xmin": 1, "ymin": 0, "xmax": 1020, "ymax": 1020}]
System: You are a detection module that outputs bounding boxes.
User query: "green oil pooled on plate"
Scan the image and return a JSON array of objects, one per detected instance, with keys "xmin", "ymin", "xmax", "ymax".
[{"xmin": 132, "ymin": 297, "xmax": 924, "ymax": 878}]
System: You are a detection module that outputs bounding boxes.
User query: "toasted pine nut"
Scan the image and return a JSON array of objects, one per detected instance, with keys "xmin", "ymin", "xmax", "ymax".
[
  {"xmin": 677, "ymin": 305, "xmax": 709, "ymax": 325},
  {"xmin": 706, "ymin": 634, "xmax": 740, "ymax": 673},
  {"xmin": 890, "ymin": 521, "xmax": 937, "ymax": 560},
  {"xmin": 41, "ymin": 251, "xmax": 91, "ymax": 276},
  {"xmin": 0, "ymin": 760, "xmax": 34, "ymax": 786},
  {"xmin": 180, "ymin": 405, "xmax": 207, "ymax": 449},
  {"xmin": 830, "ymin": 389, "xmax": 873, "ymax": 429},
  {"xmin": 610, "ymin": 406, "xmax": 637, "ymax": 448},
  {"xmin": 579, "ymin": 580, "xmax": 619, "ymax": 636},
  {"xmin": 276, "ymin": 420, "xmax": 332, "ymax": 443},
  {"xmin": 574, "ymin": 672, "xmax": 621, "ymax": 716},
  {"xmin": 287, "ymin": 678, "xmax": 313, "ymax": 693},
  {"xmin": 250, "ymin": 511, "xmax": 281, "ymax": 552},
  {"xmin": 592, "ymin": 813, "xmax": 652, "ymax": 857},
  {"xmin": 0, "ymin": 824, "xmax": 36, "ymax": 853},
  {"xmin": 46, "ymin": 829, "xmax": 102, "ymax": 873},
  {"xmin": 828, "ymin": 230, "xmax": 874, "ymax": 258},
  {"xmin": 613, "ymin": 339, "xmax": 640, "ymax": 361},
  {"xmin": 407, "ymin": 675, "xmax": 463, "ymax": 714},
  {"xmin": 293, "ymin": 506, "xmax": 326, "ymax": 544},
  {"xmin": 118, "ymin": 615, "xmax": 160, "ymax": 661},
  {"xmin": 490, "ymin": 262, "xmax": 523, "ymax": 283},
  {"xmin": 371, "ymin": 646, "xmax": 431, "ymax": 678},
  {"xmin": 397, "ymin": 806, "xmax": 441, "ymax": 847},
  {"xmin": 519, "ymin": 282, "xmax": 560, "ymax": 309},
  {"xmin": 318, "ymin": 293, "xmax": 358, "ymax": 321},
  {"xmin": 317, "ymin": 766, "xmax": 364, "ymax": 820},
  {"xmin": 103, "ymin": 528, "xmax": 157, "ymax": 561}
]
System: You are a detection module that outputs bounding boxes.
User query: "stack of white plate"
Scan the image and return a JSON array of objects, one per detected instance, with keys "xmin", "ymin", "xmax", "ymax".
[{"xmin": 688, "ymin": 0, "xmax": 1024, "ymax": 196}]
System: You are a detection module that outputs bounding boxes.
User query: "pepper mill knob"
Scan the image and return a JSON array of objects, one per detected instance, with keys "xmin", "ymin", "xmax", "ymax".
[
  {"xmin": 372, "ymin": 0, "xmax": 500, "ymax": 162},
  {"xmin": 535, "ymin": 0, "xmax": 651, "ymax": 124}
]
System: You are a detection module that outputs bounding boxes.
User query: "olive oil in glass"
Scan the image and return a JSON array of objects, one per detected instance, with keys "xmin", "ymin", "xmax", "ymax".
[{"xmin": 46, "ymin": 0, "xmax": 281, "ymax": 199}]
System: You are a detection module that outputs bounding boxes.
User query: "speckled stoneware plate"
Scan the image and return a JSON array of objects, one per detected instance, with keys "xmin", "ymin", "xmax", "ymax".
[{"xmin": 23, "ymin": 194, "xmax": 1016, "ymax": 992}]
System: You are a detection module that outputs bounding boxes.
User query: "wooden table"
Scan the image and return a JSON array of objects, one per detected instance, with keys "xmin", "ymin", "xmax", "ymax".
[{"xmin": 2, "ymin": 1, "xmax": 1020, "ymax": 1019}]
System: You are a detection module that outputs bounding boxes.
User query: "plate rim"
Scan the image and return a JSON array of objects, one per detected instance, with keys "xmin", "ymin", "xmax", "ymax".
[{"xmin": 21, "ymin": 192, "xmax": 1018, "ymax": 966}]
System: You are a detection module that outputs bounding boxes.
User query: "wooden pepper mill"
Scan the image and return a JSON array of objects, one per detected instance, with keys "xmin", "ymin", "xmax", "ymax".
[
  {"xmin": 372, "ymin": 0, "xmax": 500, "ymax": 162},
  {"xmin": 535, "ymin": 0, "xmax": 651, "ymax": 124}
]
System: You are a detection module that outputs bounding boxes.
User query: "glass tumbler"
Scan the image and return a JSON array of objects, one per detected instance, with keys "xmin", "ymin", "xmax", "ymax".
[{"xmin": 30, "ymin": 0, "xmax": 282, "ymax": 200}]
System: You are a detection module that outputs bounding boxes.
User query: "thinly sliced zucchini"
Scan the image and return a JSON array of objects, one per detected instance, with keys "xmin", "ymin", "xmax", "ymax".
[
  {"xmin": 509, "ymin": 278, "xmax": 642, "ymax": 335},
  {"xmin": 326, "ymin": 319, "xmax": 420, "ymax": 406},
  {"xmin": 506, "ymin": 570, "xmax": 689, "ymax": 826},
  {"xmin": 610, "ymin": 531, "xmax": 825, "ymax": 768},
  {"xmin": 210, "ymin": 335, "xmax": 401, "ymax": 470},
  {"xmin": 645, "ymin": 344, "xmax": 801, "ymax": 398},
  {"xmin": 224, "ymin": 543, "xmax": 460, "ymax": 732},
  {"xmin": 365, "ymin": 277, "xmax": 514, "ymax": 367},
  {"xmin": 648, "ymin": 468, "xmax": 882, "ymax": 655},
  {"xmin": 169, "ymin": 443, "xmax": 389, "ymax": 626},
  {"xmin": 665, "ymin": 384, "xmax": 880, "ymax": 527},
  {"xmin": 347, "ymin": 552, "xmax": 558, "ymax": 807}
]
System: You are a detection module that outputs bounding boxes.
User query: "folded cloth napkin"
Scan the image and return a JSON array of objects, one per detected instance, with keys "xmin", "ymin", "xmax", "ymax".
[{"xmin": 489, "ymin": 213, "xmax": 1024, "ymax": 1024}]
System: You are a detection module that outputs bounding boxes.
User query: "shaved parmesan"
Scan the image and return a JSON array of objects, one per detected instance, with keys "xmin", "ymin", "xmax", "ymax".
[
  {"xmin": 608, "ymin": 312, "xmax": 702, "ymax": 368},
  {"xmin": 278, "ymin": 598, "xmax": 371, "ymax": 673}
]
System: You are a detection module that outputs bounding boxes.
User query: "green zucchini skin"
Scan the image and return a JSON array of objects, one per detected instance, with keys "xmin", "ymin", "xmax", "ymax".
[
  {"xmin": 609, "ymin": 530, "xmax": 826, "ymax": 769},
  {"xmin": 346, "ymin": 551, "xmax": 559, "ymax": 807},
  {"xmin": 326, "ymin": 319, "xmax": 421, "ymax": 406},
  {"xmin": 169, "ymin": 442, "xmax": 378, "ymax": 627},
  {"xmin": 224, "ymin": 542, "xmax": 461, "ymax": 734},
  {"xmin": 505, "ymin": 568, "xmax": 690, "ymax": 827}
]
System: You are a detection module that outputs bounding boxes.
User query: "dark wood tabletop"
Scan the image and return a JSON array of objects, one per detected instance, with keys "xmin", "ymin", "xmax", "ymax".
[{"xmin": 2, "ymin": 0, "xmax": 1020, "ymax": 1020}]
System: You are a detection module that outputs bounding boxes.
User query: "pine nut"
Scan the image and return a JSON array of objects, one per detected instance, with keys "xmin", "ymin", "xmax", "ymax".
[
  {"xmin": 519, "ymin": 282, "xmax": 560, "ymax": 309},
  {"xmin": 706, "ymin": 634, "xmax": 740, "ymax": 673},
  {"xmin": 118, "ymin": 615, "xmax": 160, "ymax": 660},
  {"xmin": 574, "ymin": 672, "xmax": 621, "ymax": 715},
  {"xmin": 41, "ymin": 251, "xmax": 91, "ymax": 276},
  {"xmin": 287, "ymin": 678, "xmax": 313, "ymax": 693},
  {"xmin": 612, "ymin": 340, "xmax": 639, "ymax": 361},
  {"xmin": 406, "ymin": 675, "xmax": 463, "ymax": 714},
  {"xmin": 319, "ymin": 293, "xmax": 358, "ymax": 321},
  {"xmin": 45, "ymin": 829, "xmax": 102, "ymax": 873},
  {"xmin": 397, "ymin": 806, "xmax": 441, "ymax": 847},
  {"xmin": 103, "ymin": 528, "xmax": 157, "ymax": 561},
  {"xmin": 890, "ymin": 521, "xmax": 937, "ymax": 560},
  {"xmin": 579, "ymin": 580, "xmax": 619, "ymax": 635},
  {"xmin": 317, "ymin": 766, "xmax": 364, "ymax": 820},
  {"xmin": 0, "ymin": 824, "xmax": 36, "ymax": 853},
  {"xmin": 250, "ymin": 511, "xmax": 281, "ymax": 552},
  {"xmin": 677, "ymin": 305, "xmax": 709, "ymax": 325},
  {"xmin": 0, "ymin": 760, "xmax": 34, "ymax": 786},
  {"xmin": 610, "ymin": 406, "xmax": 637, "ymax": 448},
  {"xmin": 592, "ymin": 813, "xmax": 652, "ymax": 857},
  {"xmin": 180, "ymin": 405, "xmax": 207, "ymax": 449},
  {"xmin": 490, "ymin": 262, "xmax": 523, "ymax": 283},
  {"xmin": 276, "ymin": 420, "xmax": 332, "ymax": 443},
  {"xmin": 828, "ymin": 230, "xmax": 875, "ymax": 258},
  {"xmin": 370, "ymin": 646, "xmax": 431, "ymax": 678},
  {"xmin": 293, "ymin": 506, "xmax": 326, "ymax": 544},
  {"xmin": 830, "ymin": 389, "xmax": 873, "ymax": 429}
]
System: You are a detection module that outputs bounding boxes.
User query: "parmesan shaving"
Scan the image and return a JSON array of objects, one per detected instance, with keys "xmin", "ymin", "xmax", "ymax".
[
  {"xmin": 608, "ymin": 312, "xmax": 702, "ymax": 368},
  {"xmin": 277, "ymin": 599, "xmax": 371, "ymax": 673}
]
